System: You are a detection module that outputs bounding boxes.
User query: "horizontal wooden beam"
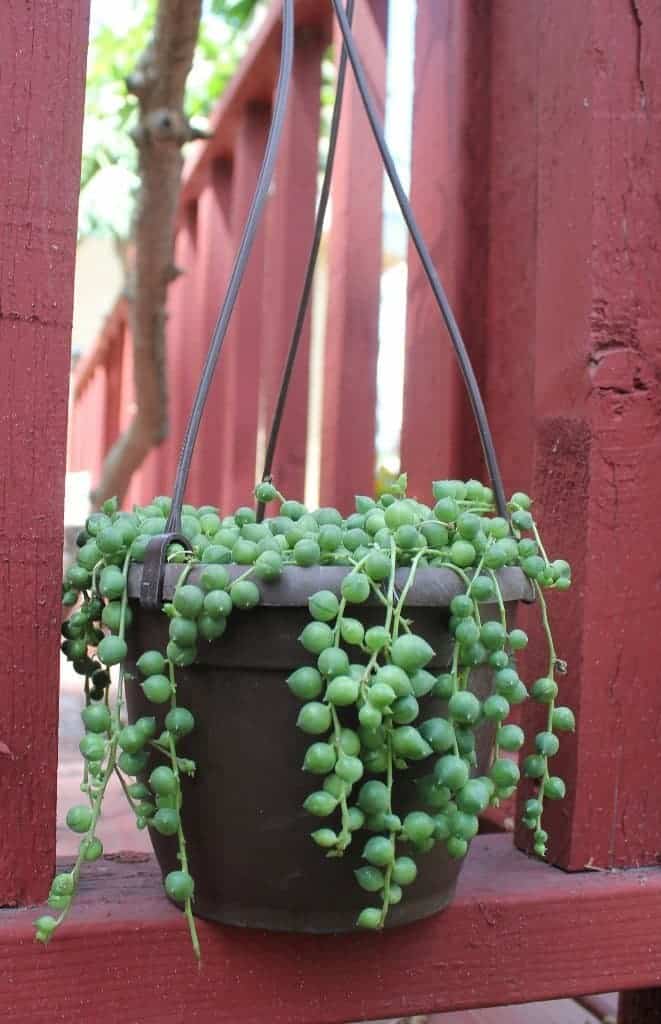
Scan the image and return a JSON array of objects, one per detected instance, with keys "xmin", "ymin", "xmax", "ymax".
[{"xmin": 3, "ymin": 836, "xmax": 661, "ymax": 1022}]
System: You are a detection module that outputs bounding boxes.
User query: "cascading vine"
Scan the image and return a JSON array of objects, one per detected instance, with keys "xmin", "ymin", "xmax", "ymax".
[
  {"xmin": 43, "ymin": 473, "xmax": 572, "ymax": 955},
  {"xmin": 289, "ymin": 479, "xmax": 572, "ymax": 928}
]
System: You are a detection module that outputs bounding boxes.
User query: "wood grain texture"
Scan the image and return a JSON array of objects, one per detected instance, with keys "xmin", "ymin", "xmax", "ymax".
[
  {"xmin": 320, "ymin": 0, "xmax": 388, "ymax": 513},
  {"xmin": 259, "ymin": 26, "xmax": 325, "ymax": 502},
  {"xmin": 400, "ymin": 2, "xmax": 491, "ymax": 499},
  {"xmin": 2, "ymin": 836, "xmax": 660, "ymax": 1022},
  {"xmin": 0, "ymin": 0, "xmax": 90, "ymax": 905},
  {"xmin": 513, "ymin": 0, "xmax": 661, "ymax": 871}
]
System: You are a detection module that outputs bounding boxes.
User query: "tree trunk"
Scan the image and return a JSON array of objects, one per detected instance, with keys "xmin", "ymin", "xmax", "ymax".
[{"xmin": 92, "ymin": 0, "xmax": 203, "ymax": 506}]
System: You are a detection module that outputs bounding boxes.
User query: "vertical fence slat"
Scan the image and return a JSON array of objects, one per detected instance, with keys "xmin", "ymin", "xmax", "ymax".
[
  {"xmin": 187, "ymin": 160, "xmax": 234, "ymax": 510},
  {"xmin": 512, "ymin": 0, "xmax": 661, "ymax": 871},
  {"xmin": 87, "ymin": 370, "xmax": 110, "ymax": 495},
  {"xmin": 164, "ymin": 207, "xmax": 200, "ymax": 502},
  {"xmin": 0, "ymin": 0, "xmax": 89, "ymax": 903},
  {"xmin": 259, "ymin": 27, "xmax": 325, "ymax": 503},
  {"xmin": 67, "ymin": 381, "xmax": 87, "ymax": 474},
  {"xmin": 400, "ymin": 3, "xmax": 456, "ymax": 496},
  {"xmin": 400, "ymin": 2, "xmax": 491, "ymax": 498},
  {"xmin": 119, "ymin": 323, "xmax": 139, "ymax": 507},
  {"xmin": 482, "ymin": 3, "xmax": 538, "ymax": 496},
  {"xmin": 220, "ymin": 104, "xmax": 271, "ymax": 511},
  {"xmin": 103, "ymin": 338, "xmax": 126, "ymax": 460},
  {"xmin": 319, "ymin": 0, "xmax": 388, "ymax": 512},
  {"xmin": 130, "ymin": 209, "xmax": 198, "ymax": 510}
]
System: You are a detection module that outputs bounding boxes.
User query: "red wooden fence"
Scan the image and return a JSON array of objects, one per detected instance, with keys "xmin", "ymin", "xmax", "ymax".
[
  {"xmin": 5, "ymin": 1, "xmax": 661, "ymax": 1022},
  {"xmin": 1, "ymin": 0, "xmax": 91, "ymax": 907}
]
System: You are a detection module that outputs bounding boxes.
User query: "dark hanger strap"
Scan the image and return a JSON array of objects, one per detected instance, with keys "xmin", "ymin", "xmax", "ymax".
[
  {"xmin": 328, "ymin": 0, "xmax": 508, "ymax": 517},
  {"xmin": 257, "ymin": 0, "xmax": 355, "ymax": 522}
]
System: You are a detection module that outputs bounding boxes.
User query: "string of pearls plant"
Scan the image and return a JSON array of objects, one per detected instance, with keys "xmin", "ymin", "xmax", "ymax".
[{"xmin": 39, "ymin": 474, "xmax": 573, "ymax": 955}]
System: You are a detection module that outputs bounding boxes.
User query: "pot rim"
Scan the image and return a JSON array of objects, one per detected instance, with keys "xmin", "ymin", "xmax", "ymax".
[{"xmin": 127, "ymin": 563, "xmax": 534, "ymax": 608}]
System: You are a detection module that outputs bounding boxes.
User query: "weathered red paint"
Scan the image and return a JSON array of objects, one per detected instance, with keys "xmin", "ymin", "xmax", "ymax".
[
  {"xmin": 319, "ymin": 0, "xmax": 388, "ymax": 512},
  {"xmin": 219, "ymin": 104, "xmax": 271, "ymax": 511},
  {"xmin": 514, "ymin": 0, "xmax": 661, "ymax": 876},
  {"xmin": 400, "ymin": 2, "xmax": 491, "ymax": 498},
  {"xmin": 0, "ymin": 0, "xmax": 90, "ymax": 905},
  {"xmin": 2, "ymin": 835, "xmax": 660, "ymax": 1022},
  {"xmin": 259, "ymin": 26, "xmax": 325, "ymax": 502}
]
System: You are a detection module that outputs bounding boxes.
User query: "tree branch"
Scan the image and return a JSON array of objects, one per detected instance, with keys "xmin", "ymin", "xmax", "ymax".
[{"xmin": 92, "ymin": 0, "xmax": 203, "ymax": 507}]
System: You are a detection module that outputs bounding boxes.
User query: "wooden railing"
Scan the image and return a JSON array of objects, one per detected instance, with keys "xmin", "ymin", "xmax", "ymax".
[
  {"xmin": 64, "ymin": 0, "xmax": 661, "ymax": 918},
  {"xmin": 7, "ymin": 2, "xmax": 661, "ymax": 1022}
]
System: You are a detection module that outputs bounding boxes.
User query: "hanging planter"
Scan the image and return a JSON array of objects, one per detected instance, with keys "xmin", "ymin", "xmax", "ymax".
[
  {"xmin": 41, "ymin": 0, "xmax": 574, "ymax": 957},
  {"xmin": 122, "ymin": 559, "xmax": 533, "ymax": 933}
]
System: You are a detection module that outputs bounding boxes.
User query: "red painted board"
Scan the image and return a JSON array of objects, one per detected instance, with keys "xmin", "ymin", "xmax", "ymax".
[
  {"xmin": 319, "ymin": 0, "xmax": 388, "ymax": 513},
  {"xmin": 0, "ymin": 0, "xmax": 90, "ymax": 905},
  {"xmin": 400, "ymin": 2, "xmax": 491, "ymax": 499},
  {"xmin": 68, "ymin": 375, "xmax": 105, "ymax": 478},
  {"xmin": 219, "ymin": 104, "xmax": 271, "ymax": 512},
  {"xmin": 2, "ymin": 836, "xmax": 661, "ymax": 1022},
  {"xmin": 514, "ymin": 0, "xmax": 661, "ymax": 871},
  {"xmin": 102, "ymin": 329, "xmax": 125, "ymax": 458},
  {"xmin": 184, "ymin": 160, "xmax": 233, "ymax": 511},
  {"xmin": 128, "ymin": 210, "xmax": 199, "ymax": 511},
  {"xmin": 482, "ymin": 1, "xmax": 538, "ymax": 498},
  {"xmin": 163, "ymin": 207, "xmax": 200, "ymax": 504},
  {"xmin": 259, "ymin": 26, "xmax": 325, "ymax": 503}
]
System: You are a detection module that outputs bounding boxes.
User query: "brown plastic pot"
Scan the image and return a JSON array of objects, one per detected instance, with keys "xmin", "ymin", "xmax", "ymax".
[{"xmin": 125, "ymin": 564, "xmax": 532, "ymax": 933}]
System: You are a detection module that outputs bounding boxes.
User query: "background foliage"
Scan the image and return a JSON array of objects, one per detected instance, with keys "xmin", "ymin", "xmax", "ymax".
[{"xmin": 80, "ymin": 0, "xmax": 262, "ymax": 238}]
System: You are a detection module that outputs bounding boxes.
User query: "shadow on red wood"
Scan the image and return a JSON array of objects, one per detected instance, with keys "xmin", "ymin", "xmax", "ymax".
[{"xmin": 2, "ymin": 836, "xmax": 660, "ymax": 1024}]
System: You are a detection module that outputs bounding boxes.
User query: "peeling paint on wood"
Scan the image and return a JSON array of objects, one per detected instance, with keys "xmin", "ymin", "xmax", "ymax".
[{"xmin": 513, "ymin": 0, "xmax": 661, "ymax": 872}]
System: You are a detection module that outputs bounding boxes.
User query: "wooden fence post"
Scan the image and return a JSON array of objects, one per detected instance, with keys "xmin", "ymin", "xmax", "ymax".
[
  {"xmin": 0, "ymin": 0, "xmax": 90, "ymax": 904},
  {"xmin": 319, "ymin": 0, "xmax": 389, "ymax": 512},
  {"xmin": 507, "ymin": 0, "xmax": 661, "ymax": 883},
  {"xmin": 400, "ymin": 1, "xmax": 492, "ymax": 498}
]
